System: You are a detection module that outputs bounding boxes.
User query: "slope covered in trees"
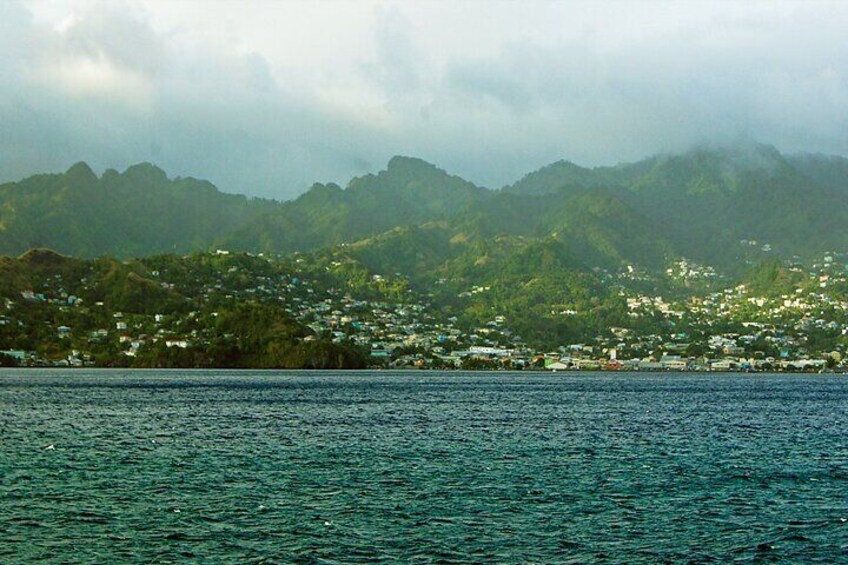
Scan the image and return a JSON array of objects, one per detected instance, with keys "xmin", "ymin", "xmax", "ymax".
[
  {"xmin": 0, "ymin": 249, "xmax": 367, "ymax": 369},
  {"xmin": 0, "ymin": 163, "xmax": 272, "ymax": 257},
  {"xmin": 1, "ymin": 143, "xmax": 846, "ymax": 275}
]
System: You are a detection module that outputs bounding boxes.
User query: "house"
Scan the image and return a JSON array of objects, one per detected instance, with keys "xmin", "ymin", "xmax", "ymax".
[
  {"xmin": 469, "ymin": 346, "xmax": 509, "ymax": 357},
  {"xmin": 574, "ymin": 359, "xmax": 600, "ymax": 370},
  {"xmin": 710, "ymin": 359, "xmax": 738, "ymax": 371},
  {"xmin": 370, "ymin": 348, "xmax": 391, "ymax": 359},
  {"xmin": 660, "ymin": 355, "xmax": 688, "ymax": 370}
]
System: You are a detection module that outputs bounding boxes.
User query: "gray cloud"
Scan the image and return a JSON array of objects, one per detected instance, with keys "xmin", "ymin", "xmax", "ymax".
[
  {"xmin": 0, "ymin": 0, "xmax": 384, "ymax": 198},
  {"xmin": 366, "ymin": 6, "xmax": 423, "ymax": 108},
  {"xmin": 1, "ymin": 1, "xmax": 847, "ymax": 198}
]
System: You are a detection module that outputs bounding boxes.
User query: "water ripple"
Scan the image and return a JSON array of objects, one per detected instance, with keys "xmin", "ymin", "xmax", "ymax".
[{"xmin": 2, "ymin": 370, "xmax": 848, "ymax": 562}]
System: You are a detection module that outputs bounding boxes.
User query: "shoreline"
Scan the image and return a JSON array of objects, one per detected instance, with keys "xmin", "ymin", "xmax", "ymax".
[{"xmin": 1, "ymin": 365, "xmax": 844, "ymax": 375}]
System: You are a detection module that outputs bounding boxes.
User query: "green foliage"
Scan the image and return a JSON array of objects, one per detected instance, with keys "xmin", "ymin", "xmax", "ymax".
[
  {"xmin": 3, "ymin": 146, "xmax": 848, "ymax": 271},
  {"xmin": 5, "ymin": 146, "xmax": 848, "ymax": 364},
  {"xmin": 502, "ymin": 143, "xmax": 848, "ymax": 266},
  {"xmin": 460, "ymin": 356, "xmax": 499, "ymax": 370},
  {"xmin": 0, "ymin": 251, "xmax": 368, "ymax": 369},
  {"xmin": 220, "ymin": 156, "xmax": 491, "ymax": 255},
  {"xmin": 0, "ymin": 162, "xmax": 269, "ymax": 258},
  {"xmin": 742, "ymin": 259, "xmax": 805, "ymax": 296},
  {"xmin": 134, "ymin": 301, "xmax": 368, "ymax": 369},
  {"xmin": 0, "ymin": 352, "xmax": 19, "ymax": 366},
  {"xmin": 282, "ymin": 340, "xmax": 368, "ymax": 370},
  {"xmin": 502, "ymin": 160, "xmax": 598, "ymax": 195}
]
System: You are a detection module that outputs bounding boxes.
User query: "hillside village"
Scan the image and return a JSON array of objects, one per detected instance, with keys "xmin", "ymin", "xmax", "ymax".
[
  {"xmin": 3, "ymin": 147, "xmax": 848, "ymax": 372},
  {"xmin": 2, "ymin": 248, "xmax": 847, "ymax": 372}
]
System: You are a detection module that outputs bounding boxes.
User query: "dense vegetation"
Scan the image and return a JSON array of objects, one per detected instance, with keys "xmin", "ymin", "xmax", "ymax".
[
  {"xmin": 2, "ymin": 143, "xmax": 848, "ymax": 366},
  {"xmin": 504, "ymin": 144, "xmax": 848, "ymax": 268},
  {"xmin": 0, "ymin": 163, "xmax": 271, "ymax": 257},
  {"xmin": 2, "ymin": 144, "xmax": 847, "ymax": 272},
  {"xmin": 0, "ymin": 249, "xmax": 368, "ymax": 369}
]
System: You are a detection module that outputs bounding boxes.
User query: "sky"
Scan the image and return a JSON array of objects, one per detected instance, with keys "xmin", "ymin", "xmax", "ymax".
[{"xmin": 1, "ymin": 0, "xmax": 847, "ymax": 199}]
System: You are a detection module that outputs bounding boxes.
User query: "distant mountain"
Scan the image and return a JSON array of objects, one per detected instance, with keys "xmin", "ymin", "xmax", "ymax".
[
  {"xmin": 0, "ymin": 156, "xmax": 492, "ymax": 259},
  {"xmin": 504, "ymin": 143, "xmax": 848, "ymax": 267},
  {"xmin": 219, "ymin": 156, "xmax": 491, "ymax": 253},
  {"xmin": 0, "ymin": 162, "xmax": 270, "ymax": 257},
  {"xmin": 502, "ymin": 160, "xmax": 600, "ymax": 195},
  {"xmin": 785, "ymin": 152, "xmax": 848, "ymax": 193},
  {"xmin": 504, "ymin": 143, "xmax": 799, "ymax": 196},
  {"xmin": 2, "ymin": 144, "xmax": 848, "ymax": 275}
]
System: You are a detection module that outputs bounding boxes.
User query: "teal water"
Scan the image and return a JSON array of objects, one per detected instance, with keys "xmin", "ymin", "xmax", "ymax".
[{"xmin": 1, "ymin": 370, "xmax": 847, "ymax": 563}]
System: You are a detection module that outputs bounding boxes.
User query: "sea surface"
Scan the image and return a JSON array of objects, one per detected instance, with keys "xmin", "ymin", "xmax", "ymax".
[{"xmin": 1, "ymin": 370, "xmax": 847, "ymax": 563}]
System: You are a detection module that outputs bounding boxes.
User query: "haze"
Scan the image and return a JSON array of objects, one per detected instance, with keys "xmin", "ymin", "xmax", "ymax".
[{"xmin": 2, "ymin": 0, "xmax": 847, "ymax": 199}]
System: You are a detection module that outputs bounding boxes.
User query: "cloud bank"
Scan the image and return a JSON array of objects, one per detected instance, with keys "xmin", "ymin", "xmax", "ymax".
[{"xmin": 1, "ymin": 0, "xmax": 847, "ymax": 199}]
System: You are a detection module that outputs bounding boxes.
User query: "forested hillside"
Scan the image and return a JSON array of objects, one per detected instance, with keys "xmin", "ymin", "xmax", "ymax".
[{"xmin": 1, "ymin": 143, "xmax": 847, "ymax": 276}]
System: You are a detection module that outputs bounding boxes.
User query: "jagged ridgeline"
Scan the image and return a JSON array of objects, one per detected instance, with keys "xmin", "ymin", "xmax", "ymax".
[
  {"xmin": 1, "ymin": 143, "xmax": 848, "ymax": 271},
  {"xmin": 0, "ymin": 162, "xmax": 274, "ymax": 257}
]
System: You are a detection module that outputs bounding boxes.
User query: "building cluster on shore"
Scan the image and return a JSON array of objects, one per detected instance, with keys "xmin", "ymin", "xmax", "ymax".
[{"xmin": 2, "ymin": 250, "xmax": 848, "ymax": 372}]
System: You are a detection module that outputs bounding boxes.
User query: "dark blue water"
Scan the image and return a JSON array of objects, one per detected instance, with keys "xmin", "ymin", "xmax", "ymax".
[{"xmin": 2, "ymin": 370, "xmax": 847, "ymax": 563}]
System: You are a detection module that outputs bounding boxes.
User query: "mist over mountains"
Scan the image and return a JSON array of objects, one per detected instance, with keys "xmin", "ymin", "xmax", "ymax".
[{"xmin": 2, "ymin": 143, "xmax": 845, "ymax": 272}]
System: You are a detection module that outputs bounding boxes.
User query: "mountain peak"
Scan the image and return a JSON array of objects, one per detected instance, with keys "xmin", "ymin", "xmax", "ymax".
[
  {"xmin": 18, "ymin": 248, "xmax": 71, "ymax": 269},
  {"xmin": 503, "ymin": 159, "xmax": 596, "ymax": 195},
  {"xmin": 123, "ymin": 162, "xmax": 168, "ymax": 184},
  {"xmin": 65, "ymin": 161, "xmax": 98, "ymax": 184},
  {"xmin": 684, "ymin": 141, "xmax": 784, "ymax": 165},
  {"xmin": 386, "ymin": 155, "xmax": 443, "ymax": 176},
  {"xmin": 294, "ymin": 182, "xmax": 345, "ymax": 206}
]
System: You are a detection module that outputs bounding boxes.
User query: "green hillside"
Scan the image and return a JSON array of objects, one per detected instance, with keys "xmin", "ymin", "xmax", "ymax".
[
  {"xmin": 2, "ymin": 144, "xmax": 848, "ymax": 280},
  {"xmin": 0, "ymin": 162, "xmax": 270, "ymax": 257},
  {"xmin": 220, "ymin": 156, "xmax": 491, "ymax": 253},
  {"xmin": 506, "ymin": 143, "xmax": 848, "ymax": 266},
  {"xmin": 0, "ymin": 249, "xmax": 367, "ymax": 369}
]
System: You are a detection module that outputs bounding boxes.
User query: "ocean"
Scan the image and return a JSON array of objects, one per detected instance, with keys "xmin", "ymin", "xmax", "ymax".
[{"xmin": 2, "ymin": 370, "xmax": 847, "ymax": 563}]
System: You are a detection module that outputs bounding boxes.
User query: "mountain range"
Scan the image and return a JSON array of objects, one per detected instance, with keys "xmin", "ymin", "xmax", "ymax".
[
  {"xmin": 1, "ymin": 143, "xmax": 846, "ymax": 275},
  {"xmin": 3, "ymin": 142, "xmax": 848, "ymax": 350}
]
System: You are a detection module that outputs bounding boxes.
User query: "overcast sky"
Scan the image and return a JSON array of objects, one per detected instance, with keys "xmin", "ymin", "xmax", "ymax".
[{"xmin": 2, "ymin": 0, "xmax": 847, "ymax": 199}]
